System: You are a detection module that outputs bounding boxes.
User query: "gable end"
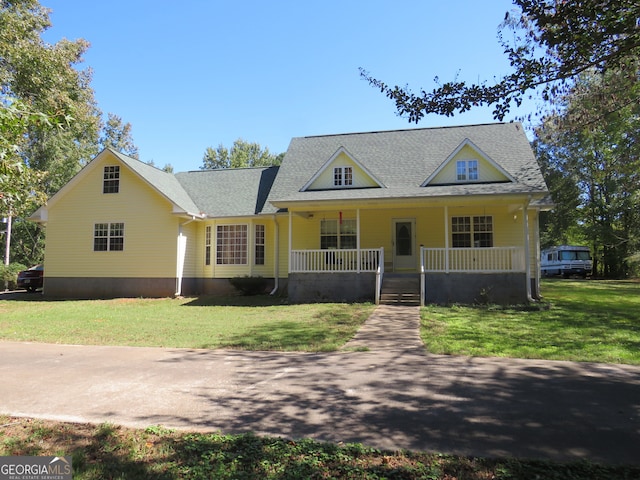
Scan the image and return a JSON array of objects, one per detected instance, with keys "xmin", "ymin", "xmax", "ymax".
[
  {"xmin": 422, "ymin": 138, "xmax": 516, "ymax": 187},
  {"xmin": 301, "ymin": 147, "xmax": 384, "ymax": 191}
]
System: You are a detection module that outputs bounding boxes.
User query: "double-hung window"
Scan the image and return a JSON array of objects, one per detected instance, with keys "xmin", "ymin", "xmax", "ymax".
[
  {"xmin": 216, "ymin": 224, "xmax": 247, "ymax": 264},
  {"xmin": 205, "ymin": 226, "xmax": 212, "ymax": 266},
  {"xmin": 254, "ymin": 224, "xmax": 265, "ymax": 265},
  {"xmin": 94, "ymin": 222, "xmax": 124, "ymax": 251},
  {"xmin": 451, "ymin": 216, "xmax": 493, "ymax": 248},
  {"xmin": 456, "ymin": 160, "xmax": 478, "ymax": 182},
  {"xmin": 103, "ymin": 166, "xmax": 120, "ymax": 193},
  {"xmin": 333, "ymin": 166, "xmax": 353, "ymax": 187},
  {"xmin": 320, "ymin": 219, "xmax": 356, "ymax": 249}
]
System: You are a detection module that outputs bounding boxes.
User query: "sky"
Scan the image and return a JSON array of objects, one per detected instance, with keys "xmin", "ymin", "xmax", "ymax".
[{"xmin": 41, "ymin": 0, "xmax": 534, "ymax": 173}]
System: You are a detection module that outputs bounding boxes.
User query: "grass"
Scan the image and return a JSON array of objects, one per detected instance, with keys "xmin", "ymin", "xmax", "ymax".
[
  {"xmin": 421, "ymin": 278, "xmax": 640, "ymax": 364},
  {"xmin": 2, "ymin": 416, "xmax": 638, "ymax": 479},
  {"xmin": 2, "ymin": 280, "xmax": 640, "ymax": 477},
  {"xmin": 0, "ymin": 295, "xmax": 375, "ymax": 352}
]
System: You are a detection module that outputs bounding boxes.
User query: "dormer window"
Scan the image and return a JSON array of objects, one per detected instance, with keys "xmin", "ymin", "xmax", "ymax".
[
  {"xmin": 456, "ymin": 160, "xmax": 478, "ymax": 182},
  {"xmin": 103, "ymin": 165, "xmax": 120, "ymax": 193},
  {"xmin": 334, "ymin": 166, "xmax": 353, "ymax": 187}
]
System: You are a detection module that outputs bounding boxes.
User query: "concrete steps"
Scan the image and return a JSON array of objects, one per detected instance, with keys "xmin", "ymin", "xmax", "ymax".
[{"xmin": 379, "ymin": 274, "xmax": 421, "ymax": 306}]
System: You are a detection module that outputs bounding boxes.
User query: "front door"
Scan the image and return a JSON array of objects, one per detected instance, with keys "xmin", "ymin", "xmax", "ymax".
[{"xmin": 393, "ymin": 219, "xmax": 416, "ymax": 271}]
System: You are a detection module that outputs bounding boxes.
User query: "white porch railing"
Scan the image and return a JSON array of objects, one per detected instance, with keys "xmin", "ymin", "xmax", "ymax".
[
  {"xmin": 421, "ymin": 247, "xmax": 525, "ymax": 273},
  {"xmin": 290, "ymin": 248, "xmax": 382, "ymax": 273}
]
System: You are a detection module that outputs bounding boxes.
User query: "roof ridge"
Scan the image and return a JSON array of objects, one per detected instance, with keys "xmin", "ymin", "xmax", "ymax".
[
  {"xmin": 180, "ymin": 165, "xmax": 280, "ymax": 174},
  {"xmin": 299, "ymin": 122, "xmax": 515, "ymax": 141}
]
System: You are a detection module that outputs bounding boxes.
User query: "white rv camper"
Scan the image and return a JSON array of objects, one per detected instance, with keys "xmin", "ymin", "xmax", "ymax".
[{"xmin": 541, "ymin": 245, "xmax": 592, "ymax": 278}]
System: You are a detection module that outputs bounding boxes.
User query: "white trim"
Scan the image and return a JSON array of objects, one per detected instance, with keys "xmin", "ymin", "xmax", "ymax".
[
  {"xmin": 214, "ymin": 223, "xmax": 250, "ymax": 265},
  {"xmin": 300, "ymin": 146, "xmax": 385, "ymax": 191},
  {"xmin": 422, "ymin": 138, "xmax": 516, "ymax": 186}
]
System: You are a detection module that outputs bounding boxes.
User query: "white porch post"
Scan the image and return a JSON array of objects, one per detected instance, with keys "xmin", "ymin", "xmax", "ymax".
[
  {"xmin": 443, "ymin": 206, "xmax": 449, "ymax": 273},
  {"xmin": 523, "ymin": 200, "xmax": 533, "ymax": 301},
  {"xmin": 356, "ymin": 208, "xmax": 361, "ymax": 273},
  {"xmin": 533, "ymin": 209, "xmax": 541, "ymax": 298},
  {"xmin": 288, "ymin": 210, "xmax": 292, "ymax": 273}
]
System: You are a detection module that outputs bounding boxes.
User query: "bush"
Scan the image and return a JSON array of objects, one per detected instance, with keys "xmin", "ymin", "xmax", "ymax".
[
  {"xmin": 229, "ymin": 276, "xmax": 269, "ymax": 295},
  {"xmin": 0, "ymin": 263, "xmax": 27, "ymax": 290}
]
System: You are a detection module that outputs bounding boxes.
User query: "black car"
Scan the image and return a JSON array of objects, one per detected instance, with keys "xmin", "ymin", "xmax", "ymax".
[{"xmin": 17, "ymin": 265, "xmax": 44, "ymax": 292}]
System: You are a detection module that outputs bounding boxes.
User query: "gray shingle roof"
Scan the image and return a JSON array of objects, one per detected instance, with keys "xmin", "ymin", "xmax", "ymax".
[
  {"xmin": 175, "ymin": 166, "xmax": 279, "ymax": 217},
  {"xmin": 264, "ymin": 123, "xmax": 548, "ymax": 212},
  {"xmin": 109, "ymin": 150, "xmax": 202, "ymax": 216}
]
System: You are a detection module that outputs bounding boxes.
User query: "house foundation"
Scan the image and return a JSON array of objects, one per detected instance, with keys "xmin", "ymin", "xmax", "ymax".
[{"xmin": 424, "ymin": 272, "xmax": 528, "ymax": 305}]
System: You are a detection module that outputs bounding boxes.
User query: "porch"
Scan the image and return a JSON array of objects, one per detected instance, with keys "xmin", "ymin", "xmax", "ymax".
[
  {"xmin": 288, "ymin": 246, "xmax": 527, "ymax": 305},
  {"xmin": 290, "ymin": 246, "xmax": 525, "ymax": 274}
]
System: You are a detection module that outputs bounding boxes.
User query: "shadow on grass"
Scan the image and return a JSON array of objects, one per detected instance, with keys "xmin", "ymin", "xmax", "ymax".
[
  {"xmin": 0, "ymin": 291, "xmax": 288, "ymax": 307},
  {"xmin": 6, "ymin": 418, "xmax": 640, "ymax": 479},
  {"xmin": 182, "ymin": 294, "xmax": 288, "ymax": 307}
]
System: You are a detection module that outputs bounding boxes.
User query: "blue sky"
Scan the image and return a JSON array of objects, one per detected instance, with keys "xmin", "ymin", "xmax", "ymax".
[{"xmin": 42, "ymin": 0, "xmax": 533, "ymax": 172}]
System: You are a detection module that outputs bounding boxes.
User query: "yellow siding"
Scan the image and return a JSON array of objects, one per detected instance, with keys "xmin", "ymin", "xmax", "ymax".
[
  {"xmin": 430, "ymin": 145, "xmax": 509, "ymax": 184},
  {"xmin": 287, "ymin": 202, "xmax": 529, "ymax": 263},
  {"xmin": 307, "ymin": 152, "xmax": 379, "ymax": 190},
  {"xmin": 196, "ymin": 217, "xmax": 284, "ymax": 279},
  {"xmin": 44, "ymin": 154, "xmax": 179, "ymax": 278},
  {"xmin": 181, "ymin": 221, "xmax": 198, "ymax": 277}
]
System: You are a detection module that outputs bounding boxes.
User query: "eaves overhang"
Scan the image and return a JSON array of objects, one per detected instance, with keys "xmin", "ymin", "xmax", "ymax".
[{"xmin": 270, "ymin": 190, "xmax": 550, "ymax": 211}]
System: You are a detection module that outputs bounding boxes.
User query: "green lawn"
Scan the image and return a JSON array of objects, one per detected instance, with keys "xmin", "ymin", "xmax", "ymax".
[
  {"xmin": 2, "ymin": 416, "xmax": 638, "ymax": 480},
  {"xmin": 421, "ymin": 278, "xmax": 640, "ymax": 365},
  {"xmin": 0, "ymin": 295, "xmax": 375, "ymax": 352},
  {"xmin": 2, "ymin": 282, "xmax": 640, "ymax": 477}
]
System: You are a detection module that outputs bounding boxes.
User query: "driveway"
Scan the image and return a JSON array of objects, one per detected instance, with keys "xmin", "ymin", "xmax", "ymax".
[{"xmin": 1, "ymin": 304, "xmax": 639, "ymax": 465}]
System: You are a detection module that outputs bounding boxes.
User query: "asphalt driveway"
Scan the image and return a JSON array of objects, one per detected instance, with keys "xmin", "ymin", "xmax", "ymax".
[{"xmin": 1, "ymin": 305, "xmax": 638, "ymax": 465}]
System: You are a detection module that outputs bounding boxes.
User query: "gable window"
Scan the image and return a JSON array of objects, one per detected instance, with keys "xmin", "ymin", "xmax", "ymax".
[
  {"xmin": 456, "ymin": 160, "xmax": 478, "ymax": 182},
  {"xmin": 320, "ymin": 219, "xmax": 356, "ymax": 249},
  {"xmin": 255, "ymin": 224, "xmax": 265, "ymax": 265},
  {"xmin": 103, "ymin": 166, "xmax": 120, "ymax": 193},
  {"xmin": 216, "ymin": 224, "xmax": 247, "ymax": 264},
  {"xmin": 205, "ymin": 226, "xmax": 212, "ymax": 266},
  {"xmin": 333, "ymin": 166, "xmax": 353, "ymax": 187},
  {"xmin": 451, "ymin": 216, "xmax": 493, "ymax": 247},
  {"xmin": 94, "ymin": 222, "xmax": 124, "ymax": 251}
]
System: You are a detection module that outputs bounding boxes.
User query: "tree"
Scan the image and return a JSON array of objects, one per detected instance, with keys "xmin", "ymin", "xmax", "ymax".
[
  {"xmin": 536, "ymin": 70, "xmax": 640, "ymax": 277},
  {"xmin": 201, "ymin": 139, "xmax": 282, "ymax": 170},
  {"xmin": 1, "ymin": 0, "xmax": 105, "ymax": 265},
  {"xmin": 100, "ymin": 113, "xmax": 139, "ymax": 159},
  {"xmin": 360, "ymin": 0, "xmax": 640, "ymax": 123},
  {"xmin": 1, "ymin": 0, "xmax": 102, "ymax": 196}
]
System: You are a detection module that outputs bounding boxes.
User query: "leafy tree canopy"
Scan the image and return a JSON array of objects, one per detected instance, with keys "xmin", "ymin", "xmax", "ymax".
[
  {"xmin": 536, "ymin": 69, "xmax": 640, "ymax": 276},
  {"xmin": 360, "ymin": 0, "xmax": 640, "ymax": 122},
  {"xmin": 100, "ymin": 112, "xmax": 139, "ymax": 159},
  {"xmin": 201, "ymin": 139, "xmax": 283, "ymax": 170}
]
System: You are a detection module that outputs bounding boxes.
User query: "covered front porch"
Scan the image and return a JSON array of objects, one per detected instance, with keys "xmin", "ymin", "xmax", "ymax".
[
  {"xmin": 288, "ymin": 199, "xmax": 538, "ymax": 305},
  {"xmin": 284, "ymin": 200, "xmax": 539, "ymax": 304},
  {"xmin": 289, "ymin": 246, "xmax": 528, "ymax": 304}
]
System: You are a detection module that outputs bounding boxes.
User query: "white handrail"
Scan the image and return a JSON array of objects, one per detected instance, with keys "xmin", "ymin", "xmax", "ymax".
[
  {"xmin": 290, "ymin": 248, "xmax": 381, "ymax": 273},
  {"xmin": 421, "ymin": 247, "xmax": 525, "ymax": 273}
]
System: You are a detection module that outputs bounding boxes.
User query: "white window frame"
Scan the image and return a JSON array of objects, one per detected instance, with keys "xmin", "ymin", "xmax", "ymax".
[
  {"xmin": 254, "ymin": 224, "xmax": 265, "ymax": 265},
  {"xmin": 320, "ymin": 219, "xmax": 357, "ymax": 249},
  {"xmin": 451, "ymin": 216, "xmax": 493, "ymax": 248},
  {"xmin": 456, "ymin": 160, "xmax": 478, "ymax": 182},
  {"xmin": 205, "ymin": 226, "xmax": 212, "ymax": 266},
  {"xmin": 103, "ymin": 165, "xmax": 120, "ymax": 193},
  {"xmin": 333, "ymin": 166, "xmax": 353, "ymax": 187},
  {"xmin": 94, "ymin": 222, "xmax": 125, "ymax": 251},
  {"xmin": 216, "ymin": 224, "xmax": 248, "ymax": 265}
]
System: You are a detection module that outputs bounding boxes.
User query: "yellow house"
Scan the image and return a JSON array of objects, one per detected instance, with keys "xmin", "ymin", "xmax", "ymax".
[{"xmin": 31, "ymin": 122, "xmax": 551, "ymax": 304}]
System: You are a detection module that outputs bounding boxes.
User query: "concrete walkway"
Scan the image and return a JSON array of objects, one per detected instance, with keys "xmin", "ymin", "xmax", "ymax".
[{"xmin": 1, "ymin": 304, "xmax": 639, "ymax": 465}]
